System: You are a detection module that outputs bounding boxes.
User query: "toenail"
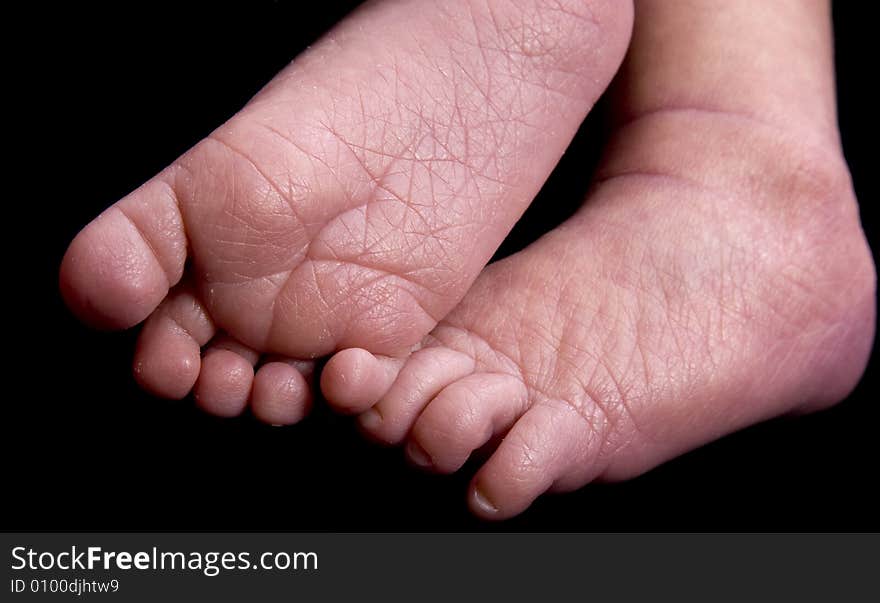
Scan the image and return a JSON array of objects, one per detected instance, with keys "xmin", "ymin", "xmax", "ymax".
[
  {"xmin": 358, "ymin": 408, "xmax": 382, "ymax": 430},
  {"xmin": 471, "ymin": 485, "xmax": 498, "ymax": 515},
  {"xmin": 405, "ymin": 440, "xmax": 433, "ymax": 469}
]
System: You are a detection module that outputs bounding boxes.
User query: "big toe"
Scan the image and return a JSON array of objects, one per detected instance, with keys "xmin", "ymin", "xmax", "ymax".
[{"xmin": 60, "ymin": 177, "xmax": 187, "ymax": 329}]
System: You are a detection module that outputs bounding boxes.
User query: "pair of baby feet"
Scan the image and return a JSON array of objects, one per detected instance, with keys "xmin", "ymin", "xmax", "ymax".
[{"xmin": 60, "ymin": 0, "xmax": 874, "ymax": 519}]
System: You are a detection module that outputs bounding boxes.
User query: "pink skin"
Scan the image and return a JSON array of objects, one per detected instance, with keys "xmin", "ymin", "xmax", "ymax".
[
  {"xmin": 59, "ymin": 0, "xmax": 633, "ymax": 417},
  {"xmin": 320, "ymin": 0, "xmax": 876, "ymax": 518},
  {"xmin": 58, "ymin": 0, "xmax": 874, "ymax": 519}
]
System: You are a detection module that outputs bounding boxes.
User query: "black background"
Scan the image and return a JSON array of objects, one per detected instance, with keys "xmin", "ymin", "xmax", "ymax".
[{"xmin": 6, "ymin": 2, "xmax": 876, "ymax": 530}]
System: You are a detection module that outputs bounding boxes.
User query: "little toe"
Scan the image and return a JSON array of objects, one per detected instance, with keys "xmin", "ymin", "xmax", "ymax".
[
  {"xmin": 407, "ymin": 373, "xmax": 528, "ymax": 473},
  {"xmin": 321, "ymin": 348, "xmax": 403, "ymax": 414},
  {"xmin": 133, "ymin": 284, "xmax": 215, "ymax": 399},
  {"xmin": 251, "ymin": 359, "xmax": 315, "ymax": 426},
  {"xmin": 60, "ymin": 176, "xmax": 187, "ymax": 329},
  {"xmin": 468, "ymin": 401, "xmax": 600, "ymax": 520},
  {"xmin": 357, "ymin": 346, "xmax": 475, "ymax": 445},
  {"xmin": 193, "ymin": 337, "xmax": 258, "ymax": 418}
]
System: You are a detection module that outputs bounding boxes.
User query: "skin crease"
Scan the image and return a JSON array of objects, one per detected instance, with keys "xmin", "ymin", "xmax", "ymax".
[
  {"xmin": 320, "ymin": 0, "xmax": 875, "ymax": 519},
  {"xmin": 58, "ymin": 0, "xmax": 874, "ymax": 521},
  {"xmin": 61, "ymin": 0, "xmax": 633, "ymax": 356},
  {"xmin": 61, "ymin": 0, "xmax": 634, "ymax": 421}
]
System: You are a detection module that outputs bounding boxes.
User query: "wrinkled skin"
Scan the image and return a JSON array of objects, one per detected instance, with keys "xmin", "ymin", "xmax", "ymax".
[
  {"xmin": 321, "ymin": 0, "xmax": 875, "ymax": 518},
  {"xmin": 60, "ymin": 0, "xmax": 874, "ymax": 519},
  {"xmin": 325, "ymin": 110, "xmax": 874, "ymax": 518},
  {"xmin": 60, "ymin": 0, "xmax": 633, "ymax": 423}
]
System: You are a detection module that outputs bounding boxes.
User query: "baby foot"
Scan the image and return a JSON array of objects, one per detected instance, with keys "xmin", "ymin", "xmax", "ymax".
[
  {"xmin": 59, "ymin": 0, "xmax": 633, "ymax": 410},
  {"xmin": 321, "ymin": 0, "xmax": 875, "ymax": 517},
  {"xmin": 324, "ymin": 113, "xmax": 874, "ymax": 517},
  {"xmin": 130, "ymin": 280, "xmax": 315, "ymax": 422}
]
